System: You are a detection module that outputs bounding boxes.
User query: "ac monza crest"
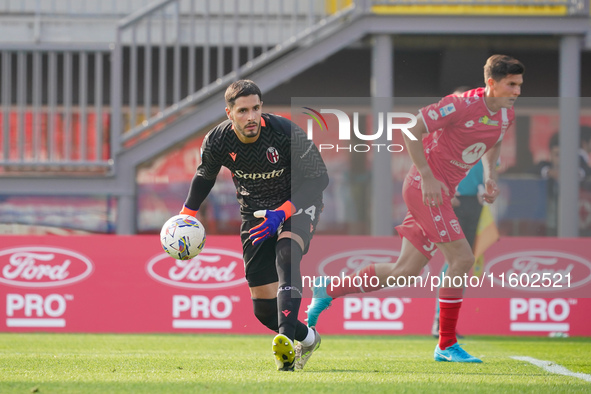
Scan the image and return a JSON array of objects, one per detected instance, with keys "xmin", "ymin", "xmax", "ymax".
[
  {"xmin": 450, "ymin": 219, "xmax": 461, "ymax": 234},
  {"xmin": 266, "ymin": 147, "xmax": 279, "ymax": 164}
]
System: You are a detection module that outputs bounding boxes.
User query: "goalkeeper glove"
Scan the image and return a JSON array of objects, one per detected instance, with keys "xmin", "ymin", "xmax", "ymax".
[
  {"xmin": 249, "ymin": 201, "xmax": 296, "ymax": 246},
  {"xmin": 180, "ymin": 205, "xmax": 198, "ymax": 217}
]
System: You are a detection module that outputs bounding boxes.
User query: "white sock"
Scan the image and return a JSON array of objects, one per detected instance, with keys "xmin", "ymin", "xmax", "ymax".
[{"xmin": 299, "ymin": 327, "xmax": 315, "ymax": 347}]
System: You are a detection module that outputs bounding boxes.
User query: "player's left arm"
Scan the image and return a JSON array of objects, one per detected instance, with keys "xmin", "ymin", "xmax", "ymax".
[{"xmin": 480, "ymin": 141, "xmax": 501, "ymax": 204}]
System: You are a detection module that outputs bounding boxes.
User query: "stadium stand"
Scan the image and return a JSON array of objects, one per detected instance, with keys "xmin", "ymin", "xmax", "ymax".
[{"xmin": 0, "ymin": 0, "xmax": 590, "ymax": 235}]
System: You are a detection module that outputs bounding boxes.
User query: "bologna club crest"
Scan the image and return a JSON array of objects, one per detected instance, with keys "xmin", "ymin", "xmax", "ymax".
[{"xmin": 266, "ymin": 147, "xmax": 279, "ymax": 164}]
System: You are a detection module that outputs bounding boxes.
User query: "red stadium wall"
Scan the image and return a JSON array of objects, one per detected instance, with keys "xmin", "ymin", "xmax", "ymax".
[
  {"xmin": 0, "ymin": 235, "xmax": 589, "ymax": 336},
  {"xmin": 0, "ymin": 111, "xmax": 111, "ymax": 163}
]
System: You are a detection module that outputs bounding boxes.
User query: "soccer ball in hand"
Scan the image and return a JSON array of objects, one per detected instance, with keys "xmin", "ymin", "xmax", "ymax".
[{"xmin": 160, "ymin": 214, "xmax": 206, "ymax": 260}]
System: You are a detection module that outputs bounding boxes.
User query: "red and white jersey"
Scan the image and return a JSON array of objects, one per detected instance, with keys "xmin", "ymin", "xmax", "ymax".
[{"xmin": 408, "ymin": 87, "xmax": 513, "ymax": 191}]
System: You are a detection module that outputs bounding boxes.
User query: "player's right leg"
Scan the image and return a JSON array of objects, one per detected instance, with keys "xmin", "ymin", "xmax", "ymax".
[
  {"xmin": 433, "ymin": 237, "xmax": 480, "ymax": 362},
  {"xmin": 432, "ymin": 262, "xmax": 447, "ymax": 337}
]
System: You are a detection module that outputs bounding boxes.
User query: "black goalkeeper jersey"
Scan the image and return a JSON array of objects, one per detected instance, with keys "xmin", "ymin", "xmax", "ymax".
[{"xmin": 185, "ymin": 113, "xmax": 328, "ymax": 216}]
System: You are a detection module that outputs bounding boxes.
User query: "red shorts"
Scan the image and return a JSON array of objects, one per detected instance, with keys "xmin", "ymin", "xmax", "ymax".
[{"xmin": 395, "ymin": 175, "xmax": 465, "ymax": 259}]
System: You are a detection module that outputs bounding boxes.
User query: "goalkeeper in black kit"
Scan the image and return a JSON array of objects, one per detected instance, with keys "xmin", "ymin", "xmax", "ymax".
[{"xmin": 180, "ymin": 80, "xmax": 328, "ymax": 371}]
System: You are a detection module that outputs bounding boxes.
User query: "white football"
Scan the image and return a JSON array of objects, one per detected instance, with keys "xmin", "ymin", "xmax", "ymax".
[{"xmin": 160, "ymin": 214, "xmax": 206, "ymax": 260}]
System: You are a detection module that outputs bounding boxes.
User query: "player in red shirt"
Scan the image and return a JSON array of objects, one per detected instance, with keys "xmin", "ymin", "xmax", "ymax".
[{"xmin": 306, "ymin": 54, "xmax": 524, "ymax": 363}]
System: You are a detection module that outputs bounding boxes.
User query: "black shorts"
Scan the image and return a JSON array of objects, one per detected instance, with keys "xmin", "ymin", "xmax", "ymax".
[{"xmin": 240, "ymin": 199, "xmax": 323, "ymax": 288}]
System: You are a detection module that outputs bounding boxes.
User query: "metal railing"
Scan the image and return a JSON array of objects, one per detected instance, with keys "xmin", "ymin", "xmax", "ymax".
[
  {"xmin": 111, "ymin": 0, "xmax": 355, "ymax": 150},
  {"xmin": 0, "ymin": 44, "xmax": 112, "ymax": 172},
  {"xmin": 0, "ymin": 0, "xmax": 154, "ymax": 15},
  {"xmin": 0, "ymin": 0, "xmax": 350, "ymax": 172}
]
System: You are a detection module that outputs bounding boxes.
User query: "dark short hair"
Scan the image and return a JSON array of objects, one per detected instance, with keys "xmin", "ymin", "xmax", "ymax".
[
  {"xmin": 483, "ymin": 55, "xmax": 525, "ymax": 83},
  {"xmin": 224, "ymin": 80, "xmax": 262, "ymax": 109}
]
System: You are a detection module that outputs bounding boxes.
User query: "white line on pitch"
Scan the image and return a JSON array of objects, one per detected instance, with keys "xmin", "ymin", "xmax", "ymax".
[{"xmin": 511, "ymin": 356, "xmax": 591, "ymax": 383}]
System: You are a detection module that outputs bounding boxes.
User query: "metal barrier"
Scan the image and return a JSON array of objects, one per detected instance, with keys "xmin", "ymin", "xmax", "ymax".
[
  {"xmin": 0, "ymin": 0, "xmax": 154, "ymax": 15},
  {"xmin": 111, "ymin": 0, "xmax": 353, "ymax": 149},
  {"xmin": 0, "ymin": 0, "xmax": 343, "ymax": 170}
]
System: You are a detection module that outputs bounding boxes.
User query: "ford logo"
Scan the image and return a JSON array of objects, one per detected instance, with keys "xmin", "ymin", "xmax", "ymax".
[
  {"xmin": 0, "ymin": 246, "xmax": 94, "ymax": 288},
  {"xmin": 485, "ymin": 250, "xmax": 591, "ymax": 291},
  {"xmin": 146, "ymin": 248, "xmax": 246, "ymax": 289}
]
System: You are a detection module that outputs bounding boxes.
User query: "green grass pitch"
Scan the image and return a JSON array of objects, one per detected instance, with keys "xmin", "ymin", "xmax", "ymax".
[{"xmin": 0, "ymin": 333, "xmax": 589, "ymax": 393}]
